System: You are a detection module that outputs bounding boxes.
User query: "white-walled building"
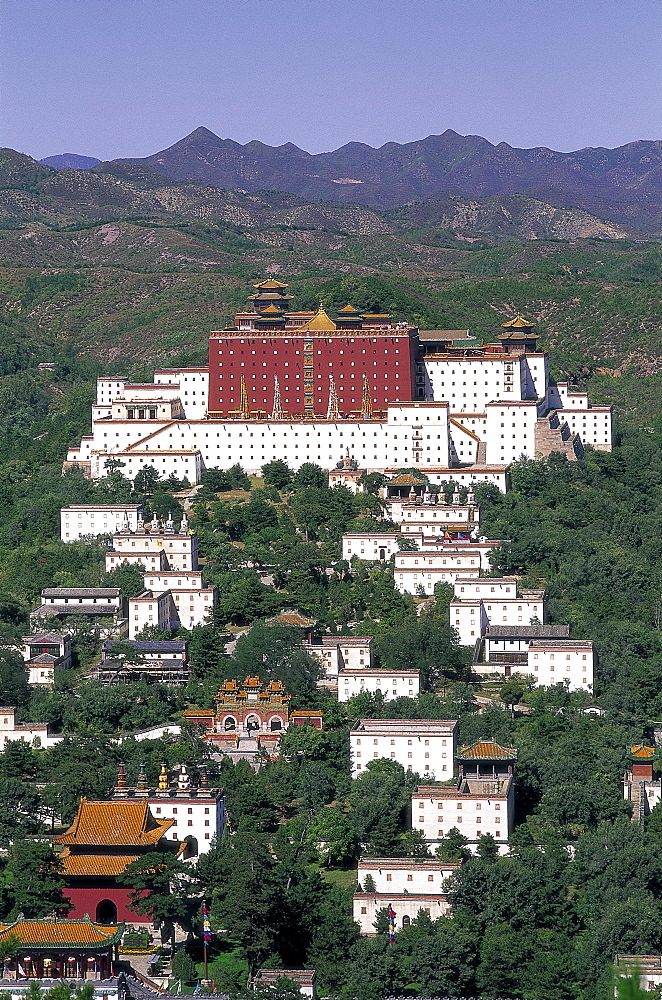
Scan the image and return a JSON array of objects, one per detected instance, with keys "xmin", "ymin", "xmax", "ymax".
[
  {"xmin": 107, "ymin": 522, "xmax": 198, "ymax": 573},
  {"xmin": 21, "ymin": 632, "xmax": 71, "ymax": 685},
  {"xmin": 306, "ymin": 636, "xmax": 375, "ymax": 677},
  {"xmin": 397, "ymin": 500, "xmax": 479, "ymax": 533},
  {"xmin": 528, "ymin": 638, "xmax": 594, "ymax": 690},
  {"xmin": 450, "ymin": 577, "xmax": 546, "ymax": 646},
  {"xmin": 0, "ymin": 706, "xmax": 63, "ymax": 749},
  {"xmin": 61, "ymin": 505, "xmax": 143, "ymax": 542},
  {"xmin": 337, "ymin": 668, "xmax": 420, "ymax": 703},
  {"xmin": 353, "ymin": 856, "xmax": 461, "ymax": 934},
  {"xmin": 342, "ymin": 533, "xmax": 402, "ymax": 562},
  {"xmin": 31, "ymin": 589, "xmax": 127, "ymax": 636},
  {"xmin": 128, "ymin": 590, "xmax": 177, "ymax": 639},
  {"xmin": 64, "ymin": 300, "xmax": 611, "ymax": 486},
  {"xmin": 353, "ymin": 892, "xmax": 451, "ymax": 935},
  {"xmin": 412, "ymin": 779, "xmax": 514, "ymax": 851},
  {"xmin": 112, "ymin": 763, "xmax": 224, "ymax": 859},
  {"xmin": 350, "ymin": 719, "xmax": 457, "ymax": 777},
  {"xmin": 394, "ymin": 549, "xmax": 483, "ymax": 594},
  {"xmin": 143, "ymin": 571, "xmax": 216, "ymax": 629},
  {"xmin": 411, "ymin": 740, "xmax": 518, "ymax": 852}
]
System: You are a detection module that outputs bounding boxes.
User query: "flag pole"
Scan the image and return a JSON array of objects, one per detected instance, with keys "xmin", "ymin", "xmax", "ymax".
[{"xmin": 203, "ymin": 901, "xmax": 211, "ymax": 983}]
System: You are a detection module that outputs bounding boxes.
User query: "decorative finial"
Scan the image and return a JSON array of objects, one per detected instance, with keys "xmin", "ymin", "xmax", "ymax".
[
  {"xmin": 136, "ymin": 763, "xmax": 148, "ymax": 792},
  {"xmin": 116, "ymin": 763, "xmax": 127, "ymax": 791},
  {"xmin": 199, "ymin": 767, "xmax": 209, "ymax": 791},
  {"xmin": 158, "ymin": 764, "xmax": 169, "ymax": 791},
  {"xmin": 178, "ymin": 765, "xmax": 190, "ymax": 791}
]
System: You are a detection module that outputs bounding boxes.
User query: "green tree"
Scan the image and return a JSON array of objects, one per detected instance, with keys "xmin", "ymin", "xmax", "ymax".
[
  {"xmin": 262, "ymin": 461, "xmax": 293, "ymax": 490},
  {"xmin": 500, "ymin": 677, "xmax": 526, "ymax": 716},
  {"xmin": 5, "ymin": 840, "xmax": 69, "ymax": 916},
  {"xmin": 116, "ymin": 852, "xmax": 190, "ymax": 930},
  {"xmin": 171, "ymin": 948, "xmax": 197, "ymax": 986}
]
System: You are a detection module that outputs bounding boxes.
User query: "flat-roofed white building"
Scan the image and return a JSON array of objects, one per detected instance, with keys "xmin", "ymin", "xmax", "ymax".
[
  {"xmin": 342, "ymin": 533, "xmax": 402, "ymax": 562},
  {"xmin": 397, "ymin": 501, "xmax": 479, "ymax": 532},
  {"xmin": 350, "ymin": 718, "xmax": 457, "ymax": 777},
  {"xmin": 0, "ymin": 706, "xmax": 63, "ymax": 749},
  {"xmin": 109, "ymin": 525, "xmax": 198, "ymax": 573},
  {"xmin": 528, "ymin": 638, "xmax": 594, "ymax": 690},
  {"xmin": 357, "ymin": 856, "xmax": 461, "ymax": 894},
  {"xmin": 143, "ymin": 571, "xmax": 216, "ymax": 629},
  {"xmin": 337, "ymin": 667, "xmax": 420, "ymax": 703},
  {"xmin": 394, "ymin": 549, "xmax": 482, "ymax": 594},
  {"xmin": 354, "ymin": 856, "xmax": 461, "ymax": 934},
  {"xmin": 450, "ymin": 578, "xmax": 546, "ymax": 646},
  {"xmin": 412, "ymin": 777, "xmax": 514, "ymax": 851},
  {"xmin": 353, "ymin": 892, "xmax": 451, "ymax": 935},
  {"xmin": 306, "ymin": 636, "xmax": 375, "ymax": 677},
  {"xmin": 61, "ymin": 505, "xmax": 143, "ymax": 542},
  {"xmin": 128, "ymin": 590, "xmax": 178, "ymax": 639},
  {"xmin": 412, "ymin": 739, "xmax": 517, "ymax": 852}
]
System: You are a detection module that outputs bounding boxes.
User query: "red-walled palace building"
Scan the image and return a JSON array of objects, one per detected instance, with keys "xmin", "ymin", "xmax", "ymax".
[
  {"xmin": 207, "ymin": 279, "xmax": 418, "ymax": 418},
  {"xmin": 52, "ymin": 797, "xmax": 175, "ymax": 924}
]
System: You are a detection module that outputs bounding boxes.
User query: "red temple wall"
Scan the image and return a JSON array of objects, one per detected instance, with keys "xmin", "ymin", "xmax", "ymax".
[
  {"xmin": 207, "ymin": 334, "xmax": 417, "ymax": 417},
  {"xmin": 65, "ymin": 884, "xmax": 149, "ymax": 923}
]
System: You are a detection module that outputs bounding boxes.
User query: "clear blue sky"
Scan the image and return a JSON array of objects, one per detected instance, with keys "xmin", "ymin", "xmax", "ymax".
[{"xmin": 1, "ymin": 0, "xmax": 660, "ymax": 161}]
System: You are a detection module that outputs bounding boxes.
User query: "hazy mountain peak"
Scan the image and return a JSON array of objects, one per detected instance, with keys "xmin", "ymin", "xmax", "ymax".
[{"xmin": 39, "ymin": 153, "xmax": 101, "ymax": 170}]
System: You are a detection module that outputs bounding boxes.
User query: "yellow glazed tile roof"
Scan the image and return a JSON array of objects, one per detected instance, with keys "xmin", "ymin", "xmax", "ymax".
[{"xmin": 53, "ymin": 798, "xmax": 173, "ymax": 847}]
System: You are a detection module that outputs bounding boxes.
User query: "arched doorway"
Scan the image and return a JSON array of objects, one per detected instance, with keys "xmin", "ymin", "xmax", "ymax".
[
  {"xmin": 95, "ymin": 899, "xmax": 117, "ymax": 925},
  {"xmin": 223, "ymin": 716, "xmax": 237, "ymax": 730},
  {"xmin": 270, "ymin": 717, "xmax": 282, "ymax": 732},
  {"xmin": 401, "ymin": 914, "xmax": 411, "ymax": 927},
  {"xmin": 246, "ymin": 714, "xmax": 261, "ymax": 735},
  {"xmin": 379, "ymin": 548, "xmax": 386, "ymax": 560}
]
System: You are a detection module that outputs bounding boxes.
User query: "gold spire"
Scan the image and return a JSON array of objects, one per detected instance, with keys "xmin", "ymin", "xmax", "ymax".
[{"xmin": 158, "ymin": 764, "xmax": 169, "ymax": 791}]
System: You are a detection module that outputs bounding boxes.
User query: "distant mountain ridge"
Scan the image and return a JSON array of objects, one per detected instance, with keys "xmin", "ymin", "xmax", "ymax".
[
  {"xmin": 39, "ymin": 153, "xmax": 101, "ymax": 170},
  {"xmin": 101, "ymin": 126, "xmax": 662, "ymax": 230},
  {"xmin": 0, "ymin": 147, "xmax": 642, "ymax": 240}
]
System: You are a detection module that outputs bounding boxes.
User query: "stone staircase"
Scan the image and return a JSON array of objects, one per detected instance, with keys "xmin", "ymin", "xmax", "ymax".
[{"xmin": 535, "ymin": 411, "xmax": 584, "ymax": 461}]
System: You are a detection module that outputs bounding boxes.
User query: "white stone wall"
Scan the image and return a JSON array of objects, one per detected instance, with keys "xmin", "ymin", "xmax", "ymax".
[
  {"xmin": 128, "ymin": 591, "xmax": 177, "ymax": 638},
  {"xmin": 61, "ymin": 505, "xmax": 142, "ymax": 542},
  {"xmin": 353, "ymin": 893, "xmax": 451, "ymax": 934},
  {"xmin": 342, "ymin": 533, "xmax": 402, "ymax": 561},
  {"xmin": 337, "ymin": 669, "xmax": 420, "ymax": 702},
  {"xmin": 450, "ymin": 594, "xmax": 545, "ymax": 646},
  {"xmin": 454, "ymin": 578, "xmax": 520, "ymax": 600},
  {"xmin": 351, "ymin": 722, "xmax": 456, "ymax": 777},
  {"xmin": 357, "ymin": 857, "xmax": 460, "ymax": 894},
  {"xmin": 412, "ymin": 780, "xmax": 515, "ymax": 847},
  {"xmin": 485, "ymin": 402, "xmax": 538, "ymax": 465},
  {"xmin": 528, "ymin": 639, "xmax": 594, "ymax": 691},
  {"xmin": 149, "ymin": 793, "xmax": 222, "ymax": 855}
]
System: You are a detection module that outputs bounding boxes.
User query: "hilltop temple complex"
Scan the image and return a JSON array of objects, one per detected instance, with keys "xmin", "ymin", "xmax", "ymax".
[{"xmin": 64, "ymin": 279, "xmax": 612, "ymax": 485}]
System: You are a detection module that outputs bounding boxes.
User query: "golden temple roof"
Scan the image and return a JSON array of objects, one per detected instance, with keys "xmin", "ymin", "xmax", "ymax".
[
  {"xmin": 299, "ymin": 306, "xmax": 337, "ymax": 332},
  {"xmin": 630, "ymin": 745, "xmax": 657, "ymax": 758},
  {"xmin": 254, "ymin": 278, "xmax": 289, "ymax": 289},
  {"xmin": 53, "ymin": 798, "xmax": 173, "ymax": 847},
  {"xmin": 0, "ymin": 917, "xmax": 123, "ymax": 948},
  {"xmin": 60, "ymin": 850, "xmax": 140, "ymax": 877},
  {"xmin": 457, "ymin": 740, "xmax": 518, "ymax": 760},
  {"xmin": 501, "ymin": 314, "xmax": 534, "ymax": 329},
  {"xmin": 260, "ymin": 304, "xmax": 283, "ymax": 314},
  {"xmin": 338, "ymin": 303, "xmax": 360, "ymax": 314}
]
